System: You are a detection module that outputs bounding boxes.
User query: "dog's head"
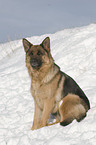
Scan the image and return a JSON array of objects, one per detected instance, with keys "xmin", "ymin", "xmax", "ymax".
[{"xmin": 23, "ymin": 37, "xmax": 53, "ymax": 74}]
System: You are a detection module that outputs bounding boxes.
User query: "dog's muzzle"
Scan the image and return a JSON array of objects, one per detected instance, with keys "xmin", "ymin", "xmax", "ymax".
[{"xmin": 30, "ymin": 58, "xmax": 42, "ymax": 69}]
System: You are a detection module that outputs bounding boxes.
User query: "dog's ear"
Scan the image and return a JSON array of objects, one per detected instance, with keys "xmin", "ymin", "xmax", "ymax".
[
  {"xmin": 41, "ymin": 37, "xmax": 50, "ymax": 52},
  {"xmin": 22, "ymin": 38, "xmax": 33, "ymax": 53}
]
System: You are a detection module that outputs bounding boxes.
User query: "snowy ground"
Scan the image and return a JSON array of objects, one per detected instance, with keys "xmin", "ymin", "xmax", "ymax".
[{"xmin": 0, "ymin": 24, "xmax": 96, "ymax": 145}]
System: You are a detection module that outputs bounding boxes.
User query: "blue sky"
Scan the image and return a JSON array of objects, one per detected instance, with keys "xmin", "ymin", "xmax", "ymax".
[{"xmin": 0, "ymin": 0, "xmax": 96, "ymax": 43}]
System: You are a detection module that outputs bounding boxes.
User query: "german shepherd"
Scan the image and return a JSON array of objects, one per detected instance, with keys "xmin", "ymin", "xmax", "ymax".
[{"xmin": 23, "ymin": 37, "xmax": 90, "ymax": 130}]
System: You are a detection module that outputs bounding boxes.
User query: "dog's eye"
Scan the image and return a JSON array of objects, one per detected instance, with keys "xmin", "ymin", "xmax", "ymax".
[
  {"xmin": 37, "ymin": 51, "xmax": 42, "ymax": 56},
  {"xmin": 29, "ymin": 52, "xmax": 33, "ymax": 56}
]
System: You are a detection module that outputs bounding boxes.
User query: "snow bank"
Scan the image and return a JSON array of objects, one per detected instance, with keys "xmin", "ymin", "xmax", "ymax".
[{"xmin": 0, "ymin": 24, "xmax": 96, "ymax": 145}]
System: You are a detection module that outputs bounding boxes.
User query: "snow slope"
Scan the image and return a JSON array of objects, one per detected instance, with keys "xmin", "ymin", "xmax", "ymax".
[{"xmin": 0, "ymin": 24, "xmax": 96, "ymax": 145}]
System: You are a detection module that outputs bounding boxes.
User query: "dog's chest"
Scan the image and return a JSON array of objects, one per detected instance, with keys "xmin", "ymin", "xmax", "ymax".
[
  {"xmin": 31, "ymin": 81, "xmax": 55, "ymax": 99},
  {"xmin": 31, "ymin": 80, "xmax": 57, "ymax": 109},
  {"xmin": 31, "ymin": 82, "xmax": 45, "ymax": 107}
]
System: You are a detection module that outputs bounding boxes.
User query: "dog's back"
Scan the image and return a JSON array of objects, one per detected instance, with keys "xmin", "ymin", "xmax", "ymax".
[
  {"xmin": 54, "ymin": 71, "xmax": 90, "ymax": 126},
  {"xmin": 62, "ymin": 72, "xmax": 90, "ymax": 109}
]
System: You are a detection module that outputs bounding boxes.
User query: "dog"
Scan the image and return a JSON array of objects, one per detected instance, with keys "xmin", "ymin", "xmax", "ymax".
[{"xmin": 23, "ymin": 37, "xmax": 90, "ymax": 130}]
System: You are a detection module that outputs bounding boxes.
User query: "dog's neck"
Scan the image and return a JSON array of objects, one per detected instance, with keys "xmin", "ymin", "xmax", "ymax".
[
  {"xmin": 31, "ymin": 63, "xmax": 60, "ymax": 84},
  {"xmin": 42, "ymin": 64, "xmax": 60, "ymax": 84}
]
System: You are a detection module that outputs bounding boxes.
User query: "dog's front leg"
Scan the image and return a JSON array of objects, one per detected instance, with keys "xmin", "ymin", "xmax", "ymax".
[
  {"xmin": 32, "ymin": 102, "xmax": 42, "ymax": 130},
  {"xmin": 39, "ymin": 98, "xmax": 54, "ymax": 128}
]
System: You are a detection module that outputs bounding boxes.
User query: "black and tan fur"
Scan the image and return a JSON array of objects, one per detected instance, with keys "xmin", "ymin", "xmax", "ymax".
[{"xmin": 23, "ymin": 37, "xmax": 90, "ymax": 130}]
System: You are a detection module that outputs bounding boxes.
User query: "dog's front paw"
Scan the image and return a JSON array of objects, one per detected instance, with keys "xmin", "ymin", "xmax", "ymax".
[
  {"xmin": 31, "ymin": 124, "xmax": 40, "ymax": 130},
  {"xmin": 31, "ymin": 126, "xmax": 35, "ymax": 130}
]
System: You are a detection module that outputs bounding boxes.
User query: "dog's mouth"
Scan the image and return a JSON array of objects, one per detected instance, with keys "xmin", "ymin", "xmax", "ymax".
[{"xmin": 30, "ymin": 58, "xmax": 42, "ymax": 69}]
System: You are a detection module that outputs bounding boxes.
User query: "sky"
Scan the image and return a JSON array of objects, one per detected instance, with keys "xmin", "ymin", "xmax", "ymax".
[{"xmin": 0, "ymin": 0, "xmax": 96, "ymax": 43}]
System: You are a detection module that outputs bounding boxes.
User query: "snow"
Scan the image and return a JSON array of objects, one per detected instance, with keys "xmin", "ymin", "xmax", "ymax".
[{"xmin": 0, "ymin": 24, "xmax": 96, "ymax": 145}]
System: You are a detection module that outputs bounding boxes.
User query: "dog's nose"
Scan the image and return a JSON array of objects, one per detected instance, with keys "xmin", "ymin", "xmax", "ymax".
[{"xmin": 30, "ymin": 58, "xmax": 42, "ymax": 69}]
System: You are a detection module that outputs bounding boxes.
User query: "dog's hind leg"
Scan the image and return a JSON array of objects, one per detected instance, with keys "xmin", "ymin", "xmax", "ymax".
[{"xmin": 59, "ymin": 94, "xmax": 87, "ymax": 126}]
